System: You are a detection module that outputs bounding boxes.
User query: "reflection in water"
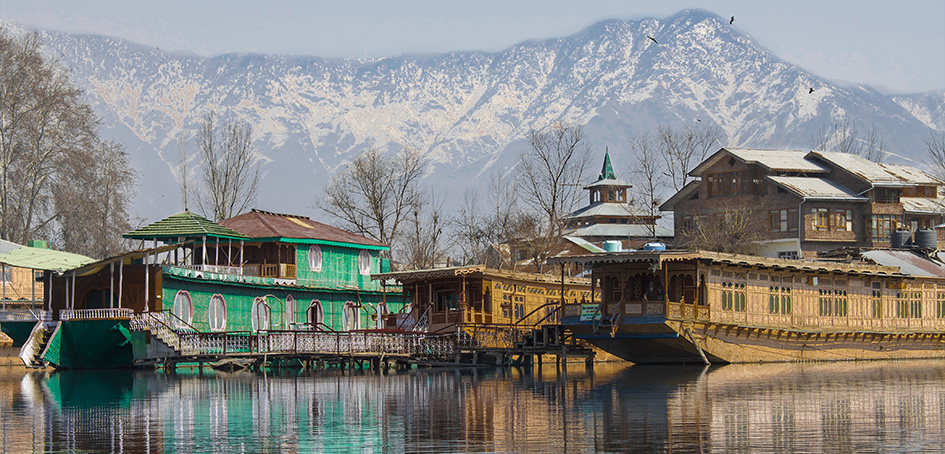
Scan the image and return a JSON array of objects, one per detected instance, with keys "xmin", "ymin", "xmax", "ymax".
[{"xmin": 1, "ymin": 361, "xmax": 945, "ymax": 452}]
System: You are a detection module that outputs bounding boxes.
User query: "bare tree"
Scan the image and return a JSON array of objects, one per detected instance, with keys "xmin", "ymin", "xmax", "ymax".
[
  {"xmin": 192, "ymin": 112, "xmax": 260, "ymax": 221},
  {"xmin": 321, "ymin": 148, "xmax": 425, "ymax": 258},
  {"xmin": 0, "ymin": 28, "xmax": 136, "ymax": 255},
  {"xmin": 925, "ymin": 129, "xmax": 945, "ymax": 180},
  {"xmin": 812, "ymin": 119, "xmax": 886, "ymax": 163},
  {"xmin": 517, "ymin": 122, "xmax": 591, "ymax": 272},
  {"xmin": 681, "ymin": 205, "xmax": 767, "ymax": 254},
  {"xmin": 398, "ymin": 196, "xmax": 448, "ymax": 270},
  {"xmin": 658, "ymin": 123, "xmax": 722, "ymax": 192},
  {"xmin": 454, "ymin": 174, "xmax": 520, "ymax": 268},
  {"xmin": 627, "ymin": 133, "xmax": 665, "ymax": 238},
  {"xmin": 55, "ymin": 141, "xmax": 137, "ymax": 258}
]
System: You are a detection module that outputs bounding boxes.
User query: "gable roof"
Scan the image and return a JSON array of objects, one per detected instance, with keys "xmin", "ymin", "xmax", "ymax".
[
  {"xmin": 766, "ymin": 176, "xmax": 868, "ymax": 201},
  {"xmin": 807, "ymin": 151, "xmax": 944, "ymax": 187},
  {"xmin": 690, "ymin": 148, "xmax": 829, "ymax": 177},
  {"xmin": 221, "ymin": 209, "xmax": 388, "ymax": 250},
  {"xmin": 659, "ymin": 179, "xmax": 700, "ymax": 211},
  {"xmin": 124, "ymin": 211, "xmax": 247, "ymax": 240}
]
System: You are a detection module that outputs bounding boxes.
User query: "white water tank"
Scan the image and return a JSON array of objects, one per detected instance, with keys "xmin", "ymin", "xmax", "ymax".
[{"xmin": 603, "ymin": 241, "xmax": 622, "ymax": 252}]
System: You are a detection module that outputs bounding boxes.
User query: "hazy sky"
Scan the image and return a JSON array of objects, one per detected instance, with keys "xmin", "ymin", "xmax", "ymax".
[{"xmin": 1, "ymin": 0, "xmax": 943, "ymax": 94}]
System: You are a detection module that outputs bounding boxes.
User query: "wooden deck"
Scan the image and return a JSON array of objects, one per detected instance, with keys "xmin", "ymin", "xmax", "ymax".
[{"xmin": 131, "ymin": 312, "xmax": 594, "ymax": 371}]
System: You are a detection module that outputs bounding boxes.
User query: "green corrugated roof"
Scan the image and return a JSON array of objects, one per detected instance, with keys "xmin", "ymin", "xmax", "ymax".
[
  {"xmin": 0, "ymin": 247, "xmax": 95, "ymax": 272},
  {"xmin": 124, "ymin": 211, "xmax": 247, "ymax": 240}
]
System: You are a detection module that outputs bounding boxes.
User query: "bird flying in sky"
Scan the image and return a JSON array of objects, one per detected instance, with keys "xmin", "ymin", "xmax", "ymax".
[
  {"xmin": 647, "ymin": 35, "xmax": 658, "ymax": 44},
  {"xmin": 730, "ymin": 16, "xmax": 735, "ymax": 25},
  {"xmin": 809, "ymin": 87, "xmax": 814, "ymax": 94}
]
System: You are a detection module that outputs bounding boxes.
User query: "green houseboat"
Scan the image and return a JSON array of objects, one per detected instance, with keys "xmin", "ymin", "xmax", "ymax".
[{"xmin": 20, "ymin": 209, "xmax": 405, "ymax": 369}]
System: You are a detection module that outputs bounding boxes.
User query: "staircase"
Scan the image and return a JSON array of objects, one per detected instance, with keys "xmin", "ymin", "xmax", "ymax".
[
  {"xmin": 129, "ymin": 312, "xmax": 196, "ymax": 360},
  {"xmin": 18, "ymin": 321, "xmax": 59, "ymax": 368}
]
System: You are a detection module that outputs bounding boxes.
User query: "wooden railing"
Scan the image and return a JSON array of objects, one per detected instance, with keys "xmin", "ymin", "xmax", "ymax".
[
  {"xmin": 458, "ymin": 324, "xmax": 529, "ymax": 349},
  {"xmin": 258, "ymin": 263, "xmax": 297, "ymax": 279},
  {"xmin": 59, "ymin": 308, "xmax": 134, "ymax": 320}
]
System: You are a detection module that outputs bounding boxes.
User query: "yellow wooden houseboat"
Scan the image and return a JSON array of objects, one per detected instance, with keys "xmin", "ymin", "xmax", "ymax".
[
  {"xmin": 374, "ymin": 265, "xmax": 595, "ymax": 347},
  {"xmin": 551, "ymin": 249, "xmax": 945, "ymax": 363}
]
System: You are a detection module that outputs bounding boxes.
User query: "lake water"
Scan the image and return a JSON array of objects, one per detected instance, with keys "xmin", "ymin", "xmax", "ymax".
[{"xmin": 2, "ymin": 360, "xmax": 945, "ymax": 453}]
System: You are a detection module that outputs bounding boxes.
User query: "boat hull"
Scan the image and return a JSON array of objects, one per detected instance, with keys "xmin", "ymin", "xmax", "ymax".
[
  {"xmin": 43, "ymin": 319, "xmax": 134, "ymax": 369},
  {"xmin": 569, "ymin": 319, "xmax": 945, "ymax": 364}
]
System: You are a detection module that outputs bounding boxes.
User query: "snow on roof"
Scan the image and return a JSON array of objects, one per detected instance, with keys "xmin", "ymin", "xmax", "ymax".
[{"xmin": 766, "ymin": 176, "xmax": 867, "ymax": 201}]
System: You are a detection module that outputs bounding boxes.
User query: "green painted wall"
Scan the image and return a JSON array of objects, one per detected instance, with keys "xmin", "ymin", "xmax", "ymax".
[
  {"xmin": 162, "ymin": 275, "xmax": 404, "ymax": 333},
  {"xmin": 295, "ymin": 244, "xmax": 386, "ymax": 292}
]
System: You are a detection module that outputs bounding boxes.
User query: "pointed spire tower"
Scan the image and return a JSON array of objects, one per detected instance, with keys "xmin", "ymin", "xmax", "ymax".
[{"xmin": 564, "ymin": 149, "xmax": 666, "ymax": 243}]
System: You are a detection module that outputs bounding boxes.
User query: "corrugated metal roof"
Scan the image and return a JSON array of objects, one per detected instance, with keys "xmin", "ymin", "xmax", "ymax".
[
  {"xmin": 808, "ymin": 151, "xmax": 941, "ymax": 187},
  {"xmin": 690, "ymin": 148, "xmax": 829, "ymax": 176},
  {"xmin": 125, "ymin": 211, "xmax": 247, "ymax": 240},
  {"xmin": 562, "ymin": 236, "xmax": 606, "ymax": 253},
  {"xmin": 568, "ymin": 203, "xmax": 640, "ymax": 218},
  {"xmin": 901, "ymin": 197, "xmax": 945, "ymax": 214},
  {"xmin": 566, "ymin": 223, "xmax": 673, "ymax": 239},
  {"xmin": 0, "ymin": 247, "xmax": 95, "ymax": 273},
  {"xmin": 0, "ymin": 239, "xmax": 22, "ymax": 254},
  {"xmin": 222, "ymin": 209, "xmax": 388, "ymax": 249},
  {"xmin": 766, "ymin": 176, "xmax": 867, "ymax": 200},
  {"xmin": 882, "ymin": 164, "xmax": 943, "ymax": 186},
  {"xmin": 861, "ymin": 250, "xmax": 945, "ymax": 278}
]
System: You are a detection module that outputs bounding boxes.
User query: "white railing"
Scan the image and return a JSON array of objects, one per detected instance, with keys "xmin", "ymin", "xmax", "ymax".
[
  {"xmin": 0, "ymin": 310, "xmax": 48, "ymax": 322},
  {"xmin": 177, "ymin": 264, "xmax": 243, "ymax": 275},
  {"xmin": 59, "ymin": 308, "xmax": 134, "ymax": 320}
]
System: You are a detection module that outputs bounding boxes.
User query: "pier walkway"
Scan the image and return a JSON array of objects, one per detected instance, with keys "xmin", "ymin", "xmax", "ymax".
[{"xmin": 131, "ymin": 312, "xmax": 594, "ymax": 371}]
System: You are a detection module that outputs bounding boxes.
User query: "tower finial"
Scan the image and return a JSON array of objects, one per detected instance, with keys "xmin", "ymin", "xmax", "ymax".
[{"xmin": 599, "ymin": 148, "xmax": 616, "ymax": 181}]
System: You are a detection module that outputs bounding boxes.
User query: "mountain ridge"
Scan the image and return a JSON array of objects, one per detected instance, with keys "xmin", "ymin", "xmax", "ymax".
[{"xmin": 2, "ymin": 10, "xmax": 942, "ymax": 223}]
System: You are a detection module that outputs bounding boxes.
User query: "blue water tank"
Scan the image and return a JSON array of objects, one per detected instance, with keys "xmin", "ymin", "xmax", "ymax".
[
  {"xmin": 603, "ymin": 241, "xmax": 622, "ymax": 252},
  {"xmin": 914, "ymin": 229, "xmax": 937, "ymax": 249},
  {"xmin": 643, "ymin": 242, "xmax": 666, "ymax": 251}
]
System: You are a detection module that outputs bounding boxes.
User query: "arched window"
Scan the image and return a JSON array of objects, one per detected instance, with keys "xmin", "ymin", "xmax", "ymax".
[
  {"xmin": 251, "ymin": 297, "xmax": 271, "ymax": 332},
  {"xmin": 285, "ymin": 294, "xmax": 296, "ymax": 329},
  {"xmin": 358, "ymin": 250, "xmax": 371, "ymax": 275},
  {"xmin": 342, "ymin": 301, "xmax": 360, "ymax": 331},
  {"xmin": 305, "ymin": 300, "xmax": 325, "ymax": 331},
  {"xmin": 208, "ymin": 294, "xmax": 226, "ymax": 331},
  {"xmin": 308, "ymin": 245, "xmax": 322, "ymax": 272},
  {"xmin": 173, "ymin": 290, "xmax": 194, "ymax": 326},
  {"xmin": 307, "ymin": 300, "xmax": 324, "ymax": 330}
]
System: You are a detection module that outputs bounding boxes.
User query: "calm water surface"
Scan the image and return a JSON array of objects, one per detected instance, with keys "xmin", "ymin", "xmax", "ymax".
[{"xmin": 2, "ymin": 360, "xmax": 945, "ymax": 453}]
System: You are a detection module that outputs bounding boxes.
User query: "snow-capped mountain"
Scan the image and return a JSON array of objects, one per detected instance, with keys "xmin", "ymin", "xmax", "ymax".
[{"xmin": 9, "ymin": 9, "xmax": 944, "ymax": 222}]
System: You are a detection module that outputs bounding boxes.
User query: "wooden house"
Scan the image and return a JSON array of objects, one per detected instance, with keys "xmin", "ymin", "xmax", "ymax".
[{"xmin": 373, "ymin": 265, "xmax": 595, "ymax": 336}]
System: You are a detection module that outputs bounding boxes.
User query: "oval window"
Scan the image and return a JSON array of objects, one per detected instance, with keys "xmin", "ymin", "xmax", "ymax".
[
  {"xmin": 173, "ymin": 290, "xmax": 194, "ymax": 326},
  {"xmin": 208, "ymin": 294, "xmax": 226, "ymax": 332},
  {"xmin": 285, "ymin": 294, "xmax": 296, "ymax": 329},
  {"xmin": 308, "ymin": 245, "xmax": 322, "ymax": 272},
  {"xmin": 251, "ymin": 297, "xmax": 270, "ymax": 332},
  {"xmin": 358, "ymin": 250, "xmax": 371, "ymax": 275}
]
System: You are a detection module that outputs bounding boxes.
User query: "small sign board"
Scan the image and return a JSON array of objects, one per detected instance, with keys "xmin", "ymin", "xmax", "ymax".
[{"xmin": 580, "ymin": 304, "xmax": 602, "ymax": 321}]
